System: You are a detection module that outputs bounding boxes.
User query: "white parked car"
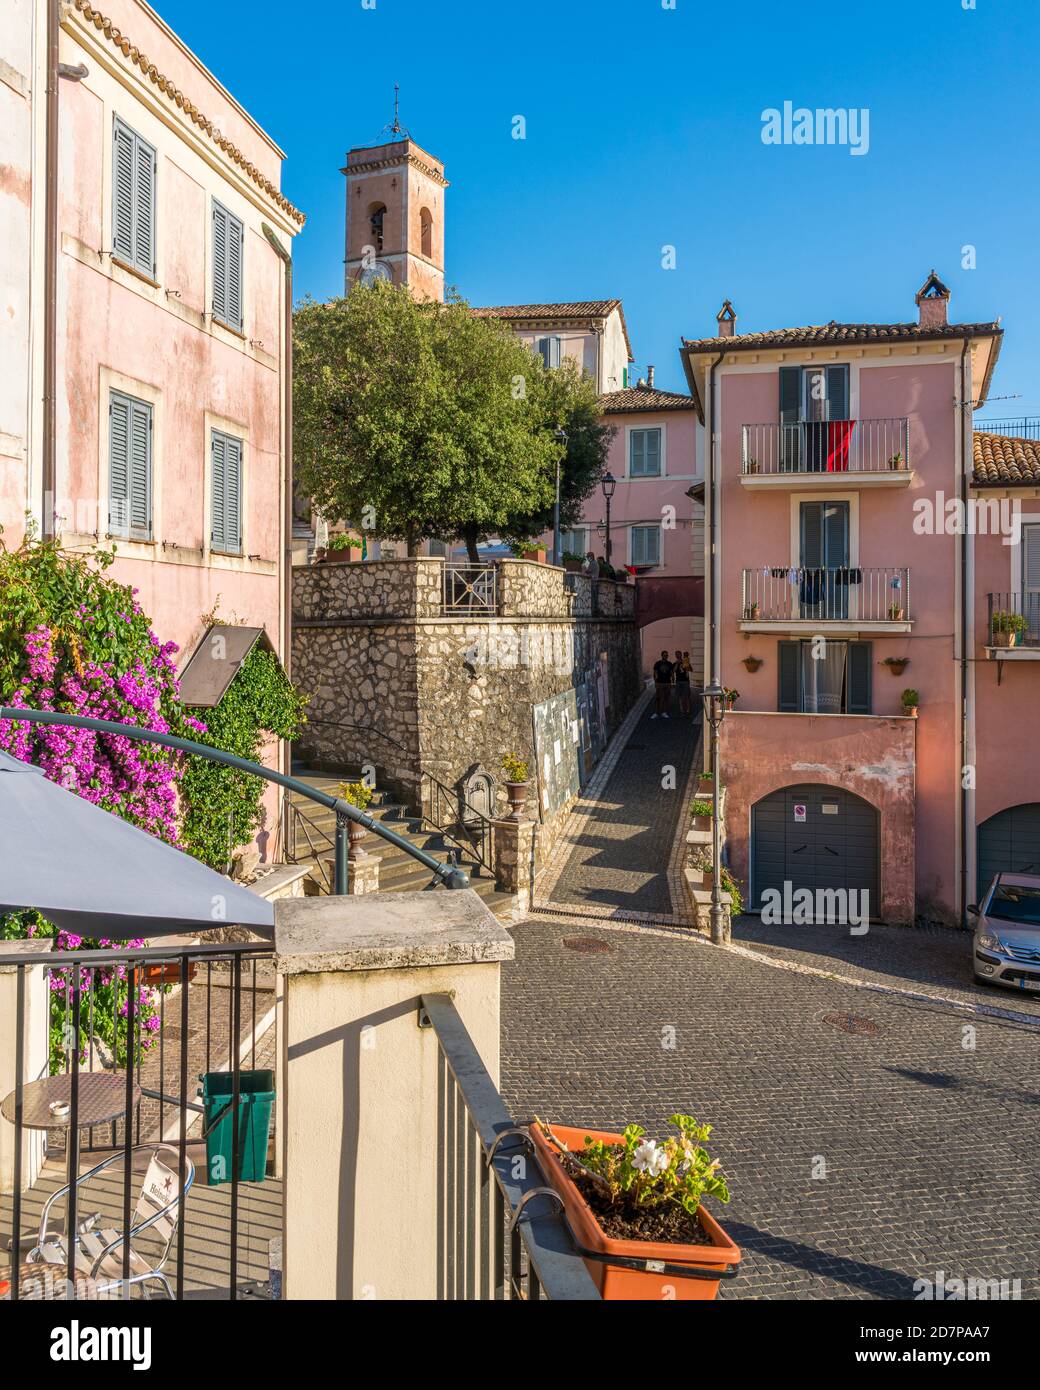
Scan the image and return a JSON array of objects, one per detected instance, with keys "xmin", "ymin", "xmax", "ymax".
[{"xmin": 971, "ymin": 873, "xmax": 1040, "ymax": 992}]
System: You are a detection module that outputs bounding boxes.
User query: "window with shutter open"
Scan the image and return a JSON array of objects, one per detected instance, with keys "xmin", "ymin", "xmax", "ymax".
[
  {"xmin": 536, "ymin": 337, "xmax": 561, "ymax": 369},
  {"xmin": 778, "ymin": 639, "xmax": 872, "ymax": 714},
  {"xmin": 211, "ymin": 429, "xmax": 243, "ymax": 554},
  {"xmin": 112, "ymin": 118, "xmax": 156, "ymax": 278},
  {"xmin": 212, "ymin": 201, "xmax": 244, "ymax": 331},
  {"xmin": 109, "ymin": 391, "xmax": 152, "ymax": 539}
]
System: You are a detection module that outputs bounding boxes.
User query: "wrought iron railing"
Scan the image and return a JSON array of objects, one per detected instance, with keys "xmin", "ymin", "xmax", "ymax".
[
  {"xmin": 987, "ymin": 592, "xmax": 1040, "ymax": 647},
  {"xmin": 741, "ymin": 418, "xmax": 910, "ymax": 475},
  {"xmin": 442, "ymin": 563, "xmax": 497, "ymax": 614},
  {"xmin": 741, "ymin": 566, "xmax": 911, "ymax": 622},
  {"xmin": 421, "ymin": 993, "xmax": 599, "ymax": 1300},
  {"xmin": 1, "ymin": 940, "xmax": 274, "ymax": 1301},
  {"xmin": 974, "ymin": 418, "xmax": 1040, "ymax": 441}
]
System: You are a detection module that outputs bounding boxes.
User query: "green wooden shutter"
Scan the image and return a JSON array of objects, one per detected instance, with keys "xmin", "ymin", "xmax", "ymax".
[
  {"xmin": 847, "ymin": 641, "xmax": 872, "ymax": 714},
  {"xmin": 800, "ymin": 501, "xmax": 824, "ymax": 568},
  {"xmin": 778, "ymin": 640, "xmax": 801, "ymax": 711},
  {"xmin": 211, "ymin": 431, "xmax": 226, "ymax": 551},
  {"xmin": 826, "ymin": 365, "xmax": 849, "ymax": 421},
  {"xmin": 227, "ymin": 212, "xmax": 244, "ymax": 331},
  {"xmin": 631, "ymin": 431, "xmax": 645, "ymax": 475},
  {"xmin": 108, "ymin": 392, "xmax": 131, "ymax": 533},
  {"xmin": 133, "ymin": 134, "xmax": 156, "ymax": 276},
  {"xmin": 212, "ymin": 203, "xmax": 228, "ymax": 325},
  {"xmin": 224, "ymin": 435, "xmax": 242, "ymax": 552},
  {"xmin": 112, "ymin": 122, "xmax": 135, "ymax": 265},
  {"xmin": 646, "ymin": 429, "xmax": 661, "ymax": 475},
  {"xmin": 779, "ymin": 367, "xmax": 801, "ymax": 424},
  {"xmin": 128, "ymin": 400, "xmax": 152, "ymax": 537}
]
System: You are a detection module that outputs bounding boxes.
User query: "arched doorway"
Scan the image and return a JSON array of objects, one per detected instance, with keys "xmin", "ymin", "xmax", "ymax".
[
  {"xmin": 751, "ymin": 783, "xmax": 880, "ymax": 916},
  {"xmin": 977, "ymin": 803, "xmax": 1040, "ymax": 895}
]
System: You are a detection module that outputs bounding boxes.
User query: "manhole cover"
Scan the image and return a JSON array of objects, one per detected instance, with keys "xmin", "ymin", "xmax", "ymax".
[
  {"xmin": 562, "ymin": 936, "xmax": 612, "ymax": 954},
  {"xmin": 822, "ymin": 1012, "xmax": 879, "ymax": 1036}
]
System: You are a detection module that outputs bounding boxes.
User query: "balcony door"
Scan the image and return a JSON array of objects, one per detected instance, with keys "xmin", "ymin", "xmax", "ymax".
[
  {"xmin": 780, "ymin": 365, "xmax": 850, "ymax": 472},
  {"xmin": 1024, "ymin": 523, "xmax": 1040, "ymax": 644},
  {"xmin": 800, "ymin": 500, "xmax": 849, "ymax": 618}
]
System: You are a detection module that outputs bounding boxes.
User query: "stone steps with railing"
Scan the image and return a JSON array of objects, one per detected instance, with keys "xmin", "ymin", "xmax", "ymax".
[{"xmin": 286, "ymin": 770, "xmax": 514, "ymax": 919}]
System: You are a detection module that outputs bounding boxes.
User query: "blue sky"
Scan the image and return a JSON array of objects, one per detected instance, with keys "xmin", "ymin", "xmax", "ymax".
[{"xmin": 158, "ymin": 0, "xmax": 1040, "ymax": 414}]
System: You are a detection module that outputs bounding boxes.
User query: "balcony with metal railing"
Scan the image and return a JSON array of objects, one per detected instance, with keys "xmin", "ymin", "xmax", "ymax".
[
  {"xmin": 740, "ymin": 418, "xmax": 911, "ymax": 486},
  {"xmin": 740, "ymin": 566, "xmax": 912, "ymax": 632},
  {"xmin": 985, "ymin": 592, "xmax": 1040, "ymax": 672}
]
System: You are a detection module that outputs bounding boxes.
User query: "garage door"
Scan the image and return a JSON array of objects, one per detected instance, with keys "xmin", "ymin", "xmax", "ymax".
[
  {"xmin": 977, "ymin": 803, "xmax": 1040, "ymax": 896},
  {"xmin": 751, "ymin": 784, "xmax": 880, "ymax": 916}
]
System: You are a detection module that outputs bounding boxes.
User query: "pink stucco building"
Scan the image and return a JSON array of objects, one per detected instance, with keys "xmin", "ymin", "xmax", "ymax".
[
  {"xmin": 1, "ymin": 0, "xmax": 303, "ymax": 852},
  {"xmin": 681, "ymin": 274, "xmax": 1026, "ymax": 926}
]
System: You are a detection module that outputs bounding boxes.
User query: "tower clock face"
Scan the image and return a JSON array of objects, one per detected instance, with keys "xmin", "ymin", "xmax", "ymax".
[{"xmin": 358, "ymin": 261, "xmax": 393, "ymax": 288}]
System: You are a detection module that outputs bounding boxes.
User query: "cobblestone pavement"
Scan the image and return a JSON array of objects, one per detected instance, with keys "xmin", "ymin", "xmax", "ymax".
[
  {"xmin": 501, "ymin": 915, "xmax": 1040, "ymax": 1299},
  {"xmin": 546, "ymin": 701, "xmax": 700, "ymax": 917},
  {"xmin": 731, "ymin": 915, "xmax": 1040, "ymax": 1020}
]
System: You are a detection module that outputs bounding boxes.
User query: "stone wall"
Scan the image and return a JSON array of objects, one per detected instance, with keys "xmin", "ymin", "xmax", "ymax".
[{"xmin": 292, "ymin": 558, "xmax": 641, "ymax": 849}]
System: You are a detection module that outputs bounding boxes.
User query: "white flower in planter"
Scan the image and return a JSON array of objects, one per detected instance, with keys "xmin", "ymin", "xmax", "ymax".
[{"xmin": 632, "ymin": 1139, "xmax": 668, "ymax": 1176}]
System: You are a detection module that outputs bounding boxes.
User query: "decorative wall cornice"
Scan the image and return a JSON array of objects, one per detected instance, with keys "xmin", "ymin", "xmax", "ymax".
[{"xmin": 67, "ymin": 0, "xmax": 305, "ymax": 226}]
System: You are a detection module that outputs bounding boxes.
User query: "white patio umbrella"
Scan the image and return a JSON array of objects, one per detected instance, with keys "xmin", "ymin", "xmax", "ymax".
[{"xmin": 0, "ymin": 750, "xmax": 273, "ymax": 940}]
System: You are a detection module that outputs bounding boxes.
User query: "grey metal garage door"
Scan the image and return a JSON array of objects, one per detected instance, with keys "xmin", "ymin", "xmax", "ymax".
[
  {"xmin": 751, "ymin": 784, "xmax": 880, "ymax": 916},
  {"xmin": 977, "ymin": 803, "xmax": 1040, "ymax": 896}
]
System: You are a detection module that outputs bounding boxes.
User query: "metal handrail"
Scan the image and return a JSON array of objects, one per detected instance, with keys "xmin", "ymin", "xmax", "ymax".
[
  {"xmin": 0, "ymin": 707, "xmax": 469, "ymax": 895},
  {"xmin": 741, "ymin": 418, "xmax": 910, "ymax": 475},
  {"xmin": 740, "ymin": 566, "xmax": 911, "ymax": 622},
  {"xmin": 421, "ymin": 993, "xmax": 600, "ymax": 1300},
  {"xmin": 973, "ymin": 418, "xmax": 1040, "ymax": 441}
]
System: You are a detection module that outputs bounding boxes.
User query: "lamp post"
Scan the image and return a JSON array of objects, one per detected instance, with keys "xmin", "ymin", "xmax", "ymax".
[
  {"xmin": 700, "ymin": 680, "xmax": 729, "ymax": 944},
  {"xmin": 600, "ymin": 470, "xmax": 617, "ymax": 567},
  {"xmin": 552, "ymin": 428, "xmax": 568, "ymax": 567}
]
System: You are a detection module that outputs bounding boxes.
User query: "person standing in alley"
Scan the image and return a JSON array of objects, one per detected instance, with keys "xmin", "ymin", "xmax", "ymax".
[
  {"xmin": 651, "ymin": 650, "xmax": 674, "ymax": 719},
  {"xmin": 675, "ymin": 649, "xmax": 692, "ymax": 716}
]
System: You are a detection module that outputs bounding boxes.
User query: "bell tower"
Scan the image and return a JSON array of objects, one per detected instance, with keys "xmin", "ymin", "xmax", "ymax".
[{"xmin": 342, "ymin": 94, "xmax": 446, "ymax": 301}]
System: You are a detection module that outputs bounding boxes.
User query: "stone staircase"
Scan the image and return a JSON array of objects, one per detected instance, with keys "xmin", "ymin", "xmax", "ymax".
[{"xmin": 286, "ymin": 769, "xmax": 514, "ymax": 921}]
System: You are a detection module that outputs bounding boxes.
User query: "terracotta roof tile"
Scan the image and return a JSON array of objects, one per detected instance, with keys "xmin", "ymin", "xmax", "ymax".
[
  {"xmin": 681, "ymin": 320, "xmax": 1001, "ymax": 352},
  {"xmin": 471, "ymin": 300, "xmax": 634, "ymax": 361},
  {"xmin": 598, "ymin": 385, "xmax": 697, "ymax": 414},
  {"xmin": 972, "ymin": 432, "xmax": 1040, "ymax": 487}
]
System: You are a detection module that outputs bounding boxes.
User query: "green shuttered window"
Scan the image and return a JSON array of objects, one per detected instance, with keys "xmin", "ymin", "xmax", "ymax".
[
  {"xmin": 109, "ymin": 391, "xmax": 152, "ymax": 540},
  {"xmin": 211, "ymin": 429, "xmax": 243, "ymax": 554},
  {"xmin": 630, "ymin": 428, "xmax": 662, "ymax": 477},
  {"xmin": 112, "ymin": 117, "xmax": 156, "ymax": 278},
  {"xmin": 777, "ymin": 639, "xmax": 872, "ymax": 714},
  {"xmin": 212, "ymin": 200, "xmax": 244, "ymax": 332}
]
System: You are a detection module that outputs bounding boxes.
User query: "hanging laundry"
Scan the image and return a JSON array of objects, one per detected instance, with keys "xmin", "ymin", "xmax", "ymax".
[{"xmin": 827, "ymin": 420, "xmax": 855, "ymax": 471}]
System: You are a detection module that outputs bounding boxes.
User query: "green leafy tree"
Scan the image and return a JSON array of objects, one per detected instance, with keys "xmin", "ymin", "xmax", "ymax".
[{"xmin": 294, "ymin": 285, "xmax": 569, "ymax": 560}]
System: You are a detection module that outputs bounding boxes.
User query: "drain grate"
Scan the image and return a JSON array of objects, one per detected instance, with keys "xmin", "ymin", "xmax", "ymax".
[
  {"xmin": 822, "ymin": 1012, "xmax": 880, "ymax": 1036},
  {"xmin": 562, "ymin": 936, "xmax": 612, "ymax": 954}
]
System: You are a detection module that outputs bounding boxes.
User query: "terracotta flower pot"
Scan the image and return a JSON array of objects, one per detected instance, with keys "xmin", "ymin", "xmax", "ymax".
[
  {"xmin": 529, "ymin": 1123, "xmax": 740, "ymax": 1301},
  {"xmin": 564, "ymin": 559, "xmax": 584, "ymax": 573},
  {"xmin": 143, "ymin": 960, "xmax": 198, "ymax": 987},
  {"xmin": 347, "ymin": 821, "xmax": 367, "ymax": 857},
  {"xmin": 992, "ymin": 631, "xmax": 1012, "ymax": 648},
  {"xmin": 505, "ymin": 780, "xmax": 528, "ymax": 821},
  {"xmin": 903, "ymin": 705, "xmax": 918, "ymax": 718},
  {"xmin": 742, "ymin": 656, "xmax": 762, "ymax": 673},
  {"xmin": 522, "ymin": 548, "xmax": 546, "ymax": 564},
  {"xmin": 884, "ymin": 660, "xmax": 909, "ymax": 675},
  {"xmin": 324, "ymin": 546, "xmax": 362, "ymax": 563}
]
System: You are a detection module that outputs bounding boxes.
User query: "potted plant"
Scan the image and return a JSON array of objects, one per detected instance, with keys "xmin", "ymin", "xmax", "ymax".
[
  {"xmin": 888, "ymin": 451, "xmax": 905, "ymax": 471},
  {"xmin": 883, "ymin": 655, "xmax": 909, "ymax": 676},
  {"xmin": 888, "ymin": 601, "xmax": 905, "ymax": 621},
  {"xmin": 338, "ymin": 779, "xmax": 373, "ymax": 855},
  {"xmin": 742, "ymin": 655, "xmax": 762, "ymax": 673},
  {"xmin": 745, "ymin": 457, "xmax": 760, "ymax": 475},
  {"xmin": 324, "ymin": 532, "xmax": 364, "ymax": 563},
  {"xmin": 743, "ymin": 601, "xmax": 760, "ymax": 621},
  {"xmin": 501, "ymin": 753, "xmax": 529, "ymax": 821},
  {"xmin": 697, "ymin": 768, "xmax": 715, "ymax": 794},
  {"xmin": 719, "ymin": 866, "xmax": 744, "ymax": 915},
  {"xmin": 529, "ymin": 1114, "xmax": 738, "ymax": 1301},
  {"xmin": 723, "ymin": 687, "xmax": 739, "ymax": 710},
  {"xmin": 521, "ymin": 544, "xmax": 547, "ymax": 564},
  {"xmin": 688, "ymin": 846, "xmax": 714, "ymax": 889},
  {"xmin": 991, "ymin": 610, "xmax": 1028, "ymax": 648},
  {"xmin": 562, "ymin": 550, "xmax": 585, "ymax": 574},
  {"xmin": 901, "ymin": 688, "xmax": 919, "ymax": 717},
  {"xmin": 689, "ymin": 797, "xmax": 713, "ymax": 831}
]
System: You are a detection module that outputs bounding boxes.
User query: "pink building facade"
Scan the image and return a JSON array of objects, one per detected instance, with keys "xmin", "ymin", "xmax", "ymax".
[
  {"xmin": 1, "ymin": 0, "xmax": 302, "ymax": 852},
  {"xmin": 683, "ymin": 276, "xmax": 1015, "ymax": 926}
]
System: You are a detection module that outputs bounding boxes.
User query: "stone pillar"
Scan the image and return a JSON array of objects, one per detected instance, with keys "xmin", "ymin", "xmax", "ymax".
[
  {"xmin": 0, "ymin": 941, "xmax": 52, "ymax": 1193},
  {"xmin": 275, "ymin": 890, "xmax": 514, "ymax": 1300},
  {"xmin": 492, "ymin": 817, "xmax": 536, "ymax": 912},
  {"xmin": 320, "ymin": 848, "xmax": 380, "ymax": 894}
]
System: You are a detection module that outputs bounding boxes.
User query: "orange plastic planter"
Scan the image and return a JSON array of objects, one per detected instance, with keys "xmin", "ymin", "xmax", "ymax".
[{"xmin": 529, "ymin": 1123, "xmax": 741, "ymax": 1301}]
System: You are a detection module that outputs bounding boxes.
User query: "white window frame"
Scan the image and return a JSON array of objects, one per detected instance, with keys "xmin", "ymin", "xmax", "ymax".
[
  {"xmin": 630, "ymin": 524, "xmax": 661, "ymax": 567},
  {"xmin": 629, "ymin": 426, "xmax": 663, "ymax": 478}
]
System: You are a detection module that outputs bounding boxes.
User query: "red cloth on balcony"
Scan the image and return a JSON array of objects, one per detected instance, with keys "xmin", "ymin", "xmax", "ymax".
[{"xmin": 827, "ymin": 420, "xmax": 855, "ymax": 471}]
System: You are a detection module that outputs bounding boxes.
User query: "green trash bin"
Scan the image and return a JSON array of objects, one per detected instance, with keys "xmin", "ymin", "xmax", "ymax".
[{"xmin": 199, "ymin": 1070, "xmax": 274, "ymax": 1186}]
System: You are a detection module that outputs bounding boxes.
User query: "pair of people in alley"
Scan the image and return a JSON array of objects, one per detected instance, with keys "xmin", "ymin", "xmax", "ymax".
[{"xmin": 651, "ymin": 649, "xmax": 693, "ymax": 718}]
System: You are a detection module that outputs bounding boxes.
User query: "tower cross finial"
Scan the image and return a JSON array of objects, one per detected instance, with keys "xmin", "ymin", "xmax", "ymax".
[{"xmin": 392, "ymin": 84, "xmax": 402, "ymax": 134}]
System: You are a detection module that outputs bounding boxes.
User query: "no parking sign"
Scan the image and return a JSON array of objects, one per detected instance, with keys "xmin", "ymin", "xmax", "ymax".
[{"xmin": 793, "ymin": 803, "xmax": 807, "ymax": 823}]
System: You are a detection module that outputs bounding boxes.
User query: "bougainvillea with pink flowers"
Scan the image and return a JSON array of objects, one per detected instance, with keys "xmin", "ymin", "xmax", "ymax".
[{"xmin": 0, "ymin": 538, "xmax": 209, "ymax": 1066}]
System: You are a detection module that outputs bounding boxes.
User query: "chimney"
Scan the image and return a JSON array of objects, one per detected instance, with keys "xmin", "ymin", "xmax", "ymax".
[
  {"xmin": 915, "ymin": 270, "xmax": 950, "ymax": 329},
  {"xmin": 646, "ymin": 365, "xmax": 655, "ymax": 387},
  {"xmin": 716, "ymin": 299, "xmax": 737, "ymax": 338}
]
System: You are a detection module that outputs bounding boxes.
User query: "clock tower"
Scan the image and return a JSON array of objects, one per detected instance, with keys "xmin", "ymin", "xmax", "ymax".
[{"xmin": 342, "ymin": 122, "xmax": 447, "ymax": 302}]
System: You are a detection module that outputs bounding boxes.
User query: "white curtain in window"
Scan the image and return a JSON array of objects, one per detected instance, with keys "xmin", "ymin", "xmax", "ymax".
[{"xmin": 801, "ymin": 641, "xmax": 847, "ymax": 714}]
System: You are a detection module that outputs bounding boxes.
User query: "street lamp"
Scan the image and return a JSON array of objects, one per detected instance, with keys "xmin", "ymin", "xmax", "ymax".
[
  {"xmin": 700, "ymin": 679, "xmax": 729, "ymax": 945},
  {"xmin": 552, "ymin": 428, "xmax": 568, "ymax": 567},
  {"xmin": 600, "ymin": 470, "xmax": 617, "ymax": 567}
]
